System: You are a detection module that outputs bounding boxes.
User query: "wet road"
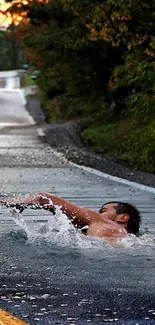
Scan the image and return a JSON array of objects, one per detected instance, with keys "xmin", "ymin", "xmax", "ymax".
[{"xmin": 0, "ymin": 89, "xmax": 155, "ymax": 325}]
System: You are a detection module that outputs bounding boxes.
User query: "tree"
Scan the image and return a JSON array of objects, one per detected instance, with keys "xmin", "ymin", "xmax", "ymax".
[
  {"xmin": 0, "ymin": 30, "xmax": 13, "ymax": 70},
  {"xmin": 3, "ymin": 0, "xmax": 155, "ymax": 171}
]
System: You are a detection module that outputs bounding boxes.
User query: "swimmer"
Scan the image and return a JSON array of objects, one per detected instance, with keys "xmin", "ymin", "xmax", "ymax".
[{"xmin": 0, "ymin": 192, "xmax": 141, "ymax": 240}]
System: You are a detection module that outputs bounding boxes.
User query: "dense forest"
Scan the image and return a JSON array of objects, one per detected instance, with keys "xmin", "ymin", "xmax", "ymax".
[{"xmin": 2, "ymin": 0, "xmax": 155, "ymax": 172}]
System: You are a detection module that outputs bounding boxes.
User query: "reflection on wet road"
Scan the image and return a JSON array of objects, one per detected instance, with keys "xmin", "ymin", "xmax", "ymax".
[{"xmin": 0, "ymin": 88, "xmax": 155, "ymax": 325}]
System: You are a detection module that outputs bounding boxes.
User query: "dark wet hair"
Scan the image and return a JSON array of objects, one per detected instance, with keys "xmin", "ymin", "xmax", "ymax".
[{"xmin": 99, "ymin": 201, "xmax": 141, "ymax": 235}]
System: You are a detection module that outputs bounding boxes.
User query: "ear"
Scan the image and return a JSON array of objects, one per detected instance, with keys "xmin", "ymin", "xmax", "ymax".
[{"xmin": 116, "ymin": 213, "xmax": 129, "ymax": 224}]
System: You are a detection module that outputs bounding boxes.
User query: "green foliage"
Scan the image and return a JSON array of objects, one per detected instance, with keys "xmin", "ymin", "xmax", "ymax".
[
  {"xmin": 122, "ymin": 121, "xmax": 155, "ymax": 172},
  {"xmin": 0, "ymin": 27, "xmax": 25, "ymax": 71},
  {"xmin": 125, "ymin": 93, "xmax": 155, "ymax": 124},
  {"xmin": 20, "ymin": 71, "xmax": 36, "ymax": 87},
  {"xmin": 41, "ymin": 94, "xmax": 110, "ymax": 123},
  {"xmin": 82, "ymin": 119, "xmax": 130, "ymax": 154},
  {"xmin": 82, "ymin": 119, "xmax": 155, "ymax": 172}
]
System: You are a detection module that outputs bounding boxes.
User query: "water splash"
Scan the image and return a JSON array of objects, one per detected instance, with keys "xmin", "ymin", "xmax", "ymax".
[
  {"xmin": 1, "ymin": 204, "xmax": 155, "ymax": 255},
  {"xmin": 118, "ymin": 233, "xmax": 155, "ymax": 252},
  {"xmin": 8, "ymin": 206, "xmax": 88, "ymax": 246},
  {"xmin": 10, "ymin": 207, "xmax": 35, "ymax": 241}
]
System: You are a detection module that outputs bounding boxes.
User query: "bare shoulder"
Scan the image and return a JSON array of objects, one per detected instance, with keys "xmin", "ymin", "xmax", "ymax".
[{"xmin": 87, "ymin": 220, "xmax": 127, "ymax": 239}]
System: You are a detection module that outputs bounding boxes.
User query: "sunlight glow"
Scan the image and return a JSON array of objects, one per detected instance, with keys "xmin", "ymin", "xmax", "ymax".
[{"xmin": 0, "ymin": 0, "xmax": 48, "ymax": 28}]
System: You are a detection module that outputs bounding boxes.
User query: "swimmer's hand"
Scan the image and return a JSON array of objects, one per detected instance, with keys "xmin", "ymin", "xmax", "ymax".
[
  {"xmin": 13, "ymin": 203, "xmax": 52, "ymax": 213},
  {"xmin": 0, "ymin": 201, "xmax": 26, "ymax": 213},
  {"xmin": 0, "ymin": 199, "xmax": 54, "ymax": 214}
]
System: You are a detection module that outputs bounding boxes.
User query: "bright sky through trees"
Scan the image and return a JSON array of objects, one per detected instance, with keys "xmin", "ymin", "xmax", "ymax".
[
  {"xmin": 0, "ymin": 1, "xmax": 13, "ymax": 27},
  {"xmin": 0, "ymin": 0, "xmax": 28, "ymax": 27},
  {"xmin": 0, "ymin": 0, "xmax": 47, "ymax": 27}
]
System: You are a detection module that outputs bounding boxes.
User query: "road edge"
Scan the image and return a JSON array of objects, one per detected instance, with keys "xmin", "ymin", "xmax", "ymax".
[{"xmin": 37, "ymin": 127, "xmax": 155, "ymax": 194}]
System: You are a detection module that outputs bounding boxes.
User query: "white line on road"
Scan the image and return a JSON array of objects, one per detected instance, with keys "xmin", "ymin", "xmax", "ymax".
[
  {"xmin": 18, "ymin": 88, "xmax": 27, "ymax": 106},
  {"xmin": 37, "ymin": 127, "xmax": 155, "ymax": 194},
  {"xmin": 0, "ymin": 88, "xmax": 19, "ymax": 92},
  {"xmin": 0, "ymin": 122, "xmax": 33, "ymax": 127},
  {"xmin": 37, "ymin": 128, "xmax": 45, "ymax": 137},
  {"xmin": 70, "ymin": 163, "xmax": 155, "ymax": 194}
]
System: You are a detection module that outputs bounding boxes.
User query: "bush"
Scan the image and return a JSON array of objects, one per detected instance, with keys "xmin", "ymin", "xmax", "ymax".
[{"xmin": 41, "ymin": 94, "xmax": 111, "ymax": 123}]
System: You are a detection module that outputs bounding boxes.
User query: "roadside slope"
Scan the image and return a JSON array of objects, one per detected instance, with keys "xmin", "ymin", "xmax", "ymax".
[{"xmin": 27, "ymin": 94, "xmax": 155, "ymax": 188}]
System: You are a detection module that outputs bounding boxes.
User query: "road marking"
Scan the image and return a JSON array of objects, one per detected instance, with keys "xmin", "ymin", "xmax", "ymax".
[
  {"xmin": 70, "ymin": 162, "xmax": 155, "ymax": 194},
  {"xmin": 0, "ymin": 309, "xmax": 29, "ymax": 325},
  {"xmin": 0, "ymin": 89, "xmax": 19, "ymax": 92},
  {"xmin": 0, "ymin": 123, "xmax": 33, "ymax": 127},
  {"xmin": 37, "ymin": 139, "xmax": 155, "ymax": 194},
  {"xmin": 18, "ymin": 89, "xmax": 27, "ymax": 106},
  {"xmin": 37, "ymin": 128, "xmax": 45, "ymax": 137}
]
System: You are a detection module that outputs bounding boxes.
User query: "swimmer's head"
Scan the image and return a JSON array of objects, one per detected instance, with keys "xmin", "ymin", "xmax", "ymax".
[{"xmin": 99, "ymin": 202, "xmax": 141, "ymax": 235}]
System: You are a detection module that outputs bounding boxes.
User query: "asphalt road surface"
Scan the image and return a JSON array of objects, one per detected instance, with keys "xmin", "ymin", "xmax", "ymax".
[{"xmin": 0, "ymin": 89, "xmax": 155, "ymax": 325}]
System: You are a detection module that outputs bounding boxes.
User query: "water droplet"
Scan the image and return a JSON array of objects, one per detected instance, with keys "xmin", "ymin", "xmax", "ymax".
[{"xmin": 61, "ymin": 304, "xmax": 68, "ymax": 307}]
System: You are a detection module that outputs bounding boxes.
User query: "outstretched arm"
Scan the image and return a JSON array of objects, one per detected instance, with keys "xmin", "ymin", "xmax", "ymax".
[
  {"xmin": 0, "ymin": 192, "xmax": 100, "ymax": 228},
  {"xmin": 0, "ymin": 192, "xmax": 128, "ymax": 239}
]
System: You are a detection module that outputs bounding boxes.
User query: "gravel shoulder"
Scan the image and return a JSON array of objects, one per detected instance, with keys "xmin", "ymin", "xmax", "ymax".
[{"xmin": 26, "ymin": 94, "xmax": 155, "ymax": 188}]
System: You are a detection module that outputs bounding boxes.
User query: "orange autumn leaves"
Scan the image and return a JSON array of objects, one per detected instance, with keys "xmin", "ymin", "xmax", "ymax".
[{"xmin": 0, "ymin": 0, "xmax": 48, "ymax": 27}]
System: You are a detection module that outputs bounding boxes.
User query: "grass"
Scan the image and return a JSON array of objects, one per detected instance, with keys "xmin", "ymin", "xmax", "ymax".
[
  {"xmin": 81, "ymin": 118, "xmax": 155, "ymax": 173},
  {"xmin": 20, "ymin": 71, "xmax": 36, "ymax": 87}
]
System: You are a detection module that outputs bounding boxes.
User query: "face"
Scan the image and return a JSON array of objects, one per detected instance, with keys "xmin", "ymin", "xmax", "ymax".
[{"xmin": 99, "ymin": 203, "xmax": 118, "ymax": 222}]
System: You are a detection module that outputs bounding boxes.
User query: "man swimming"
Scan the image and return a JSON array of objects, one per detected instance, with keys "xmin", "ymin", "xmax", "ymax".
[{"xmin": 0, "ymin": 192, "xmax": 141, "ymax": 240}]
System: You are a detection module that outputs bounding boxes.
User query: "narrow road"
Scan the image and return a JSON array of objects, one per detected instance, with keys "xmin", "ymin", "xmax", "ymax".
[
  {"xmin": 0, "ymin": 90, "xmax": 33, "ymax": 126},
  {"xmin": 0, "ymin": 88, "xmax": 155, "ymax": 325}
]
